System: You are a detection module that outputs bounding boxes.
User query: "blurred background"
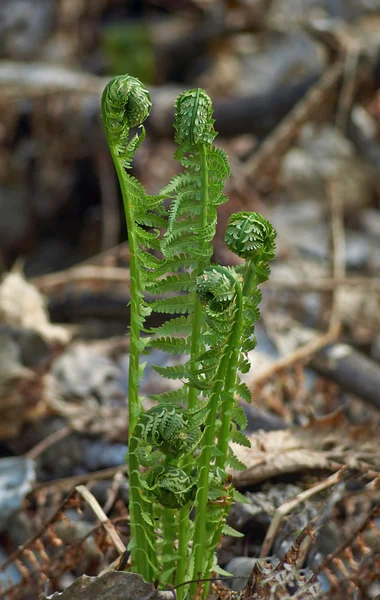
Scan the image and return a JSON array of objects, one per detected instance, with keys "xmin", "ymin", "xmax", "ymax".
[{"xmin": 1, "ymin": 1, "xmax": 380, "ymax": 598}]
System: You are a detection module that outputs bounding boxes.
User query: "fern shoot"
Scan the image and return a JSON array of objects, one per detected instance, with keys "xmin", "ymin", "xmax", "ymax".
[
  {"xmin": 101, "ymin": 74, "xmax": 161, "ymax": 582},
  {"xmin": 101, "ymin": 73, "xmax": 276, "ymax": 600}
]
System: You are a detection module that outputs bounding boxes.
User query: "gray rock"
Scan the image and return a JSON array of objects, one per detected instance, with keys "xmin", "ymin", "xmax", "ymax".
[
  {"xmin": 224, "ymin": 557, "xmax": 258, "ymax": 591},
  {"xmin": 0, "ymin": 186, "xmax": 30, "ymax": 246},
  {"xmin": 44, "ymin": 571, "xmax": 175, "ymax": 599},
  {"xmin": 0, "ymin": 546, "xmax": 21, "ymax": 587},
  {"xmin": 270, "ymin": 0, "xmax": 380, "ymax": 22},
  {"xmin": 0, "ymin": 457, "xmax": 35, "ymax": 532},
  {"xmin": 360, "ymin": 209, "xmax": 380, "ymax": 240},
  {"xmin": 0, "ymin": 0, "xmax": 54, "ymax": 59},
  {"xmin": 280, "ymin": 124, "xmax": 374, "ymax": 214},
  {"xmin": 52, "ymin": 344, "xmax": 123, "ymax": 405},
  {"xmin": 345, "ymin": 230, "xmax": 371, "ymax": 270},
  {"xmin": 239, "ymin": 31, "xmax": 323, "ymax": 97}
]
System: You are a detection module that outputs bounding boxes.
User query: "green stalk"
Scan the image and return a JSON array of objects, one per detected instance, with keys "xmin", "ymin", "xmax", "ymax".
[
  {"xmin": 214, "ymin": 259, "xmax": 255, "ymax": 472},
  {"xmin": 102, "ymin": 117, "xmax": 154, "ymax": 582},
  {"xmin": 215, "ymin": 278, "xmax": 244, "ymax": 469},
  {"xmin": 161, "ymin": 506, "xmax": 177, "ymax": 586},
  {"xmin": 176, "ymin": 142, "xmax": 209, "ymax": 598},
  {"xmin": 190, "ymin": 377, "xmax": 223, "ymax": 598},
  {"xmin": 242, "ymin": 259, "xmax": 256, "ymax": 297},
  {"xmin": 188, "ymin": 142, "xmax": 209, "ymax": 410},
  {"xmin": 190, "ymin": 288, "xmax": 242, "ymax": 598}
]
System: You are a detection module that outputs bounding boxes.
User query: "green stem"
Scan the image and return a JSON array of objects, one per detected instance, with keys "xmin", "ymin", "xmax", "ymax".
[
  {"xmin": 161, "ymin": 506, "xmax": 177, "ymax": 586},
  {"xmin": 188, "ymin": 142, "xmax": 209, "ymax": 410},
  {"xmin": 242, "ymin": 259, "xmax": 256, "ymax": 297},
  {"xmin": 176, "ymin": 142, "xmax": 209, "ymax": 596},
  {"xmin": 129, "ymin": 436, "xmax": 157, "ymax": 581},
  {"xmin": 190, "ymin": 303, "xmax": 242, "ymax": 598},
  {"xmin": 175, "ymin": 503, "xmax": 190, "ymax": 600},
  {"xmin": 104, "ymin": 129, "xmax": 154, "ymax": 582},
  {"xmin": 190, "ymin": 356, "xmax": 230, "ymax": 598},
  {"xmin": 215, "ymin": 283, "xmax": 243, "ymax": 469}
]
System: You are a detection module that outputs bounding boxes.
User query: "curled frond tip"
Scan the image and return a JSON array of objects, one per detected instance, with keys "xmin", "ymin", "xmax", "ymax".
[
  {"xmin": 174, "ymin": 88, "xmax": 216, "ymax": 146},
  {"xmin": 102, "ymin": 74, "xmax": 152, "ymax": 131},
  {"xmin": 196, "ymin": 265, "xmax": 239, "ymax": 314},
  {"xmin": 225, "ymin": 211, "xmax": 277, "ymax": 260}
]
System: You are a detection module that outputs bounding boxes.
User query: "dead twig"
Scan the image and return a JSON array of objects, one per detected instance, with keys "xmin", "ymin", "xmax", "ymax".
[
  {"xmin": 0, "ymin": 490, "xmax": 77, "ymax": 575},
  {"xmin": 274, "ymin": 515, "xmax": 319, "ymax": 572},
  {"xmin": 249, "ymin": 177, "xmax": 345, "ymax": 390},
  {"xmin": 335, "ymin": 38, "xmax": 361, "ymax": 133},
  {"xmin": 266, "ymin": 275, "xmax": 380, "ymax": 293},
  {"xmin": 103, "ymin": 471, "xmax": 126, "ymax": 515},
  {"xmin": 32, "ymin": 464, "xmax": 130, "ymax": 492},
  {"xmin": 260, "ymin": 469, "xmax": 347, "ymax": 558},
  {"xmin": 241, "ymin": 60, "xmax": 344, "ymax": 183},
  {"xmin": 249, "ymin": 328, "xmax": 338, "ymax": 390},
  {"xmin": 328, "ymin": 178, "xmax": 346, "ymax": 338},
  {"xmin": 32, "ymin": 265, "xmax": 130, "ymax": 292},
  {"xmin": 308, "ymin": 500, "xmax": 380, "ymax": 584},
  {"xmin": 26, "ymin": 426, "xmax": 71, "ymax": 460},
  {"xmin": 75, "ymin": 485, "xmax": 126, "ymax": 555}
]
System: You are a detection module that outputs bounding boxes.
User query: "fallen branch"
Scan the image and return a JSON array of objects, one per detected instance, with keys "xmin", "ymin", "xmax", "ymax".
[
  {"xmin": 260, "ymin": 469, "xmax": 347, "ymax": 558},
  {"xmin": 75, "ymin": 485, "xmax": 126, "ymax": 555}
]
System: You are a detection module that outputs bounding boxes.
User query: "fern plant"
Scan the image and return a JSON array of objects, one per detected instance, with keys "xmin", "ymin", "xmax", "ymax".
[{"xmin": 101, "ymin": 74, "xmax": 276, "ymax": 600}]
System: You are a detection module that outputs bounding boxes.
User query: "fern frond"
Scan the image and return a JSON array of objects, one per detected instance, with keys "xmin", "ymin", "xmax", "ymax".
[
  {"xmin": 236, "ymin": 382, "xmax": 252, "ymax": 404},
  {"xmin": 149, "ymin": 387, "xmax": 189, "ymax": 404},
  {"xmin": 145, "ymin": 272, "xmax": 195, "ymax": 295},
  {"xmin": 150, "ymin": 295, "xmax": 195, "ymax": 314},
  {"xmin": 227, "ymin": 447, "xmax": 247, "ymax": 471},
  {"xmin": 230, "ymin": 429, "xmax": 251, "ymax": 448},
  {"xmin": 150, "ymin": 315, "xmax": 193, "ymax": 337},
  {"xmin": 231, "ymin": 405, "xmax": 248, "ymax": 430},
  {"xmin": 152, "ymin": 363, "xmax": 188, "ymax": 380},
  {"xmin": 150, "ymin": 336, "xmax": 191, "ymax": 355}
]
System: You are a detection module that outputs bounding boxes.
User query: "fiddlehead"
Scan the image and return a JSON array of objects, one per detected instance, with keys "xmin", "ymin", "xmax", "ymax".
[
  {"xmin": 102, "ymin": 74, "xmax": 165, "ymax": 583},
  {"xmin": 173, "ymin": 88, "xmax": 216, "ymax": 146},
  {"xmin": 145, "ymin": 465, "xmax": 196, "ymax": 509},
  {"xmin": 191, "ymin": 265, "xmax": 243, "ymax": 598},
  {"xmin": 224, "ymin": 211, "xmax": 276, "ymax": 262},
  {"xmin": 101, "ymin": 74, "xmax": 152, "ymax": 168},
  {"xmin": 133, "ymin": 403, "xmax": 208, "ymax": 460},
  {"xmin": 225, "ymin": 211, "xmax": 277, "ymax": 355}
]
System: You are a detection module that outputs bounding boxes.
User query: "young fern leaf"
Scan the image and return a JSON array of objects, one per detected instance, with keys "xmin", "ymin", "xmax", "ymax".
[
  {"xmin": 102, "ymin": 74, "xmax": 277, "ymax": 599},
  {"xmin": 101, "ymin": 74, "xmax": 162, "ymax": 583},
  {"xmin": 144, "ymin": 90, "xmax": 230, "ymax": 595},
  {"xmin": 190, "ymin": 265, "xmax": 243, "ymax": 597},
  {"xmin": 150, "ymin": 315, "xmax": 194, "ymax": 337}
]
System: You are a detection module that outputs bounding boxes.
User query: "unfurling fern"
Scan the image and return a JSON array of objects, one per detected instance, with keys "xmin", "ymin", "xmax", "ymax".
[
  {"xmin": 101, "ymin": 73, "xmax": 276, "ymax": 600},
  {"xmin": 102, "ymin": 74, "xmax": 167, "ymax": 582}
]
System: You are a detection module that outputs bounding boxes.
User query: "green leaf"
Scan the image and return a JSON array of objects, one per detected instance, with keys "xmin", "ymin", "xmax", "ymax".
[
  {"xmin": 232, "ymin": 406, "xmax": 248, "ymax": 430},
  {"xmin": 238, "ymin": 356, "xmax": 251, "ymax": 374},
  {"xmin": 152, "ymin": 363, "xmax": 188, "ymax": 380},
  {"xmin": 150, "ymin": 295, "xmax": 194, "ymax": 314},
  {"xmin": 149, "ymin": 386, "xmax": 189, "ymax": 403},
  {"xmin": 150, "ymin": 336, "xmax": 191, "ymax": 355},
  {"xmin": 222, "ymin": 524, "xmax": 244, "ymax": 538},
  {"xmin": 141, "ymin": 510, "xmax": 154, "ymax": 526},
  {"xmin": 233, "ymin": 489, "xmax": 250, "ymax": 504},
  {"xmin": 212, "ymin": 564, "xmax": 233, "ymax": 577},
  {"xmin": 228, "ymin": 448, "xmax": 247, "ymax": 471},
  {"xmin": 150, "ymin": 315, "xmax": 193, "ymax": 337},
  {"xmin": 127, "ymin": 538, "xmax": 137, "ymax": 551},
  {"xmin": 236, "ymin": 382, "xmax": 252, "ymax": 404},
  {"xmin": 145, "ymin": 272, "xmax": 195, "ymax": 294},
  {"xmin": 230, "ymin": 430, "xmax": 251, "ymax": 448}
]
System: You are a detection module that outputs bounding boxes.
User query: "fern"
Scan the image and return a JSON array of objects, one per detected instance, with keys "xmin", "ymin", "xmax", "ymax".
[
  {"xmin": 101, "ymin": 75, "xmax": 162, "ymax": 582},
  {"xmin": 101, "ymin": 73, "xmax": 276, "ymax": 600}
]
